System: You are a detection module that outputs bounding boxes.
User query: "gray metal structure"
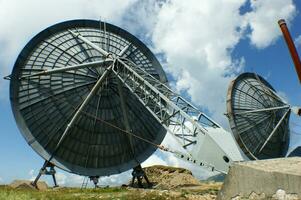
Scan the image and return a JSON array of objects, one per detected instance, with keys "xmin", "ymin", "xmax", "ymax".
[
  {"xmin": 226, "ymin": 73, "xmax": 290, "ymax": 160},
  {"xmin": 9, "ymin": 19, "xmax": 245, "ymax": 179}
]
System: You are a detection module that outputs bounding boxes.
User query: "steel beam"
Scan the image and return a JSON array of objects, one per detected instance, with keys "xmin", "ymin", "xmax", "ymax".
[
  {"xmin": 234, "ymin": 105, "xmax": 290, "ymax": 115},
  {"xmin": 258, "ymin": 108, "xmax": 290, "ymax": 153},
  {"xmin": 117, "ymin": 80, "xmax": 135, "ymax": 155},
  {"xmin": 20, "ymin": 59, "xmax": 112, "ymax": 79},
  {"xmin": 118, "ymin": 44, "xmax": 131, "ymax": 57},
  {"xmin": 69, "ymin": 30, "xmax": 111, "ymax": 58}
]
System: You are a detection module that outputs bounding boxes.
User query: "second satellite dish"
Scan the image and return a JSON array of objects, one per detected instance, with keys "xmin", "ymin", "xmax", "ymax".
[{"xmin": 226, "ymin": 73, "xmax": 290, "ymax": 160}]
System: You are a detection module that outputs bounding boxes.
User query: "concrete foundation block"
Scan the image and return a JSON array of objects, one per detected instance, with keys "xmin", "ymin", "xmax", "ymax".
[{"xmin": 217, "ymin": 157, "xmax": 301, "ymax": 200}]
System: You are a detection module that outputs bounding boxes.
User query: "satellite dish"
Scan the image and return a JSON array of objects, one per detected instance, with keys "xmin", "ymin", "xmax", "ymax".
[
  {"xmin": 226, "ymin": 72, "xmax": 290, "ymax": 160},
  {"xmin": 10, "ymin": 19, "xmax": 167, "ymax": 176}
]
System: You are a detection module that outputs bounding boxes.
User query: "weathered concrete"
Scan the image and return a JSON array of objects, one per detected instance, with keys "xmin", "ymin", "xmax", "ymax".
[{"xmin": 217, "ymin": 157, "xmax": 301, "ymax": 200}]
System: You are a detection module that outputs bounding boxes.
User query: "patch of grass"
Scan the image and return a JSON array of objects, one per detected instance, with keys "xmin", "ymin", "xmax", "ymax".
[
  {"xmin": 0, "ymin": 185, "xmax": 178, "ymax": 200},
  {"xmin": 0, "ymin": 185, "xmax": 128, "ymax": 200},
  {"xmin": 0, "ymin": 184, "xmax": 220, "ymax": 200}
]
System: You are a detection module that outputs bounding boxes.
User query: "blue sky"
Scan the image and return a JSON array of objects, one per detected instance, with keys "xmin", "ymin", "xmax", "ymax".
[{"xmin": 0, "ymin": 0, "xmax": 301, "ymax": 186}]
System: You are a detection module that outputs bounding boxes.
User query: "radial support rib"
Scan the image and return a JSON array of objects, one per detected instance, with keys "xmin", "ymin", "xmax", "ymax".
[
  {"xmin": 258, "ymin": 108, "xmax": 290, "ymax": 153},
  {"xmin": 234, "ymin": 105, "xmax": 290, "ymax": 115},
  {"xmin": 47, "ymin": 65, "xmax": 113, "ymax": 161},
  {"xmin": 117, "ymin": 80, "xmax": 135, "ymax": 155},
  {"xmin": 69, "ymin": 30, "xmax": 111, "ymax": 58},
  {"xmin": 20, "ymin": 59, "xmax": 112, "ymax": 79},
  {"xmin": 118, "ymin": 44, "xmax": 131, "ymax": 57}
]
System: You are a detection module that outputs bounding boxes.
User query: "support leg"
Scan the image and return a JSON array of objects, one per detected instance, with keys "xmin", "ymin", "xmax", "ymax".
[
  {"xmin": 131, "ymin": 165, "xmax": 152, "ymax": 188},
  {"xmin": 89, "ymin": 176, "xmax": 100, "ymax": 188},
  {"xmin": 143, "ymin": 174, "xmax": 152, "ymax": 188},
  {"xmin": 31, "ymin": 161, "xmax": 47, "ymax": 188},
  {"xmin": 52, "ymin": 173, "xmax": 58, "ymax": 187},
  {"xmin": 31, "ymin": 161, "xmax": 59, "ymax": 188},
  {"xmin": 137, "ymin": 177, "xmax": 143, "ymax": 188},
  {"xmin": 31, "ymin": 170, "xmax": 43, "ymax": 188},
  {"xmin": 131, "ymin": 176, "xmax": 135, "ymax": 187}
]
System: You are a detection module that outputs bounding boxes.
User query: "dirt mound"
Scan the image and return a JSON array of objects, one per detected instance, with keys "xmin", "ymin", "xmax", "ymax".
[
  {"xmin": 9, "ymin": 180, "xmax": 48, "ymax": 191},
  {"xmin": 142, "ymin": 165, "xmax": 201, "ymax": 189}
]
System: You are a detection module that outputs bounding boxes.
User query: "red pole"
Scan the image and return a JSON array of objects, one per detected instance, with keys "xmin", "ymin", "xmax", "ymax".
[{"xmin": 278, "ymin": 19, "xmax": 301, "ymax": 83}]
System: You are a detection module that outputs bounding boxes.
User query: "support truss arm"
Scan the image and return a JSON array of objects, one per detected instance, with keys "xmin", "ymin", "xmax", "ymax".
[{"xmin": 111, "ymin": 58, "xmax": 240, "ymax": 173}]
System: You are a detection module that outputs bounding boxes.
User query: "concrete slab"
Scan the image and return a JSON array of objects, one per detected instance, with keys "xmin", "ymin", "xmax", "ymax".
[{"xmin": 217, "ymin": 157, "xmax": 301, "ymax": 200}]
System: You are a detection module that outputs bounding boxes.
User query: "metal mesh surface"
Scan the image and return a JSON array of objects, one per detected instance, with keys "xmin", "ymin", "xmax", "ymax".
[
  {"xmin": 226, "ymin": 73, "xmax": 290, "ymax": 160},
  {"xmin": 10, "ymin": 20, "xmax": 167, "ymax": 176}
]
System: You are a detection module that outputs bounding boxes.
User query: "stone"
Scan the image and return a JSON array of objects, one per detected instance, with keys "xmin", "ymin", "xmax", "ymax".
[{"xmin": 9, "ymin": 180, "xmax": 48, "ymax": 191}]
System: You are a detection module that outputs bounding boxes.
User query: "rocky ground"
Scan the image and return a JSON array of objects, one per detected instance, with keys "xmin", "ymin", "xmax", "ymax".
[
  {"xmin": 3, "ymin": 159, "xmax": 300, "ymax": 199},
  {"xmin": 0, "ymin": 165, "xmax": 222, "ymax": 200},
  {"xmin": 0, "ymin": 185, "xmax": 221, "ymax": 200}
]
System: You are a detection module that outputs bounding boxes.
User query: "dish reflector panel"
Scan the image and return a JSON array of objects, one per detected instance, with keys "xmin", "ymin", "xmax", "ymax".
[{"xmin": 226, "ymin": 73, "xmax": 290, "ymax": 160}]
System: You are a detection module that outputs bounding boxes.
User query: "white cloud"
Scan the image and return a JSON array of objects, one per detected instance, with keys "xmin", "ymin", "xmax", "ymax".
[
  {"xmin": 120, "ymin": 0, "xmax": 162, "ymax": 40},
  {"xmin": 28, "ymin": 169, "xmax": 36, "ymax": 181},
  {"xmin": 0, "ymin": 0, "xmax": 137, "ymax": 101},
  {"xmin": 244, "ymin": 0, "xmax": 296, "ymax": 49},
  {"xmin": 28, "ymin": 169, "xmax": 34, "ymax": 177},
  {"xmin": 0, "ymin": 177, "xmax": 3, "ymax": 183},
  {"xmin": 56, "ymin": 172, "xmax": 128, "ymax": 187},
  {"xmin": 0, "ymin": 0, "xmax": 136, "ymax": 55},
  {"xmin": 55, "ymin": 172, "xmax": 67, "ymax": 186},
  {"xmin": 142, "ymin": 153, "xmax": 168, "ymax": 167},
  {"xmin": 151, "ymin": 0, "xmax": 247, "ymax": 126},
  {"xmin": 99, "ymin": 172, "xmax": 131, "ymax": 187},
  {"xmin": 53, "ymin": 172, "xmax": 84, "ymax": 186},
  {"xmin": 149, "ymin": 0, "xmax": 296, "ymax": 127},
  {"xmin": 67, "ymin": 174, "xmax": 84, "ymax": 186}
]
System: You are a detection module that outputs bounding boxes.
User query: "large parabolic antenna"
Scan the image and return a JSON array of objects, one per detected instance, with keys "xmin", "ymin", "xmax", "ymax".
[
  {"xmin": 9, "ymin": 19, "xmax": 245, "ymax": 181},
  {"xmin": 10, "ymin": 20, "xmax": 168, "ymax": 176},
  {"xmin": 226, "ymin": 73, "xmax": 290, "ymax": 160}
]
